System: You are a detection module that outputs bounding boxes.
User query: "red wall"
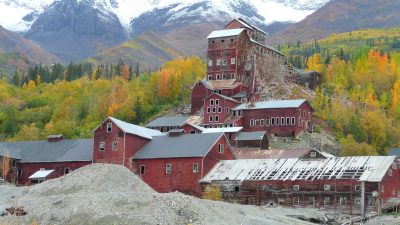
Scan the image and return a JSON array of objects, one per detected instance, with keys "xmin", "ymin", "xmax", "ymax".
[
  {"xmin": 181, "ymin": 124, "xmax": 203, "ymax": 134},
  {"xmin": 203, "ymin": 93, "xmax": 240, "ymax": 126},
  {"xmin": 240, "ymin": 102, "xmax": 313, "ymax": 136},
  {"xmin": 379, "ymin": 161, "xmax": 400, "ymax": 203},
  {"xmin": 133, "ymin": 135, "xmax": 235, "ymax": 197},
  {"xmin": 93, "ymin": 118, "xmax": 150, "ymax": 168},
  {"xmin": 191, "ymin": 81, "xmax": 212, "ymax": 114},
  {"xmin": 18, "ymin": 161, "xmax": 91, "ymax": 185}
]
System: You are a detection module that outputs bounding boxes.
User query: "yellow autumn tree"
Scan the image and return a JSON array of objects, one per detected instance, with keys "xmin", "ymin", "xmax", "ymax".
[
  {"xmin": 202, "ymin": 184, "xmax": 222, "ymax": 201},
  {"xmin": 27, "ymin": 80, "xmax": 36, "ymax": 89},
  {"xmin": 306, "ymin": 54, "xmax": 324, "ymax": 73}
]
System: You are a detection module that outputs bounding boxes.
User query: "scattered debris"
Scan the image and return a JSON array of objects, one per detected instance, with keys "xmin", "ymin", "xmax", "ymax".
[{"xmin": 5, "ymin": 206, "xmax": 27, "ymax": 216}]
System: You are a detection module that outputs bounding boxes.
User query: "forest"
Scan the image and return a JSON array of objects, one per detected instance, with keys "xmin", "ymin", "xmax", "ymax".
[
  {"xmin": 0, "ymin": 57, "xmax": 205, "ymax": 141},
  {"xmin": 291, "ymin": 28, "xmax": 400, "ymax": 156}
]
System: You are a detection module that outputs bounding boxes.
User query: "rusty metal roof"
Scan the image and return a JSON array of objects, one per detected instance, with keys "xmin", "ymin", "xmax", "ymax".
[
  {"xmin": 205, "ymin": 79, "xmax": 241, "ymax": 90},
  {"xmin": 233, "ymin": 148, "xmax": 311, "ymax": 159},
  {"xmin": 201, "ymin": 156, "xmax": 397, "ymax": 183}
]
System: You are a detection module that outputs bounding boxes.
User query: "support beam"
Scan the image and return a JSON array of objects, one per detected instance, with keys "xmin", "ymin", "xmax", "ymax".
[{"xmin": 361, "ymin": 181, "xmax": 365, "ymax": 217}]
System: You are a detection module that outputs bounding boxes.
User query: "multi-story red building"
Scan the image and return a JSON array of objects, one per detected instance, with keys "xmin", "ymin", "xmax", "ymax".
[{"xmin": 92, "ymin": 117, "xmax": 235, "ymax": 196}]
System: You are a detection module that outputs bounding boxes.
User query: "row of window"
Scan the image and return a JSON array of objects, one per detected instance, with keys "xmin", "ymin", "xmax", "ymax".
[
  {"xmin": 99, "ymin": 141, "xmax": 118, "ymax": 151},
  {"xmin": 298, "ymin": 109, "xmax": 311, "ymax": 120},
  {"xmin": 210, "ymin": 38, "xmax": 236, "ymax": 44},
  {"xmin": 209, "ymin": 115, "xmax": 219, "ymax": 122},
  {"xmin": 207, "ymin": 58, "xmax": 236, "ymax": 67},
  {"xmin": 139, "ymin": 163, "xmax": 199, "ymax": 175},
  {"xmin": 250, "ymin": 117, "xmax": 298, "ymax": 127},
  {"xmin": 288, "ymin": 196, "xmax": 370, "ymax": 207},
  {"xmin": 207, "ymin": 73, "xmax": 236, "ymax": 81}
]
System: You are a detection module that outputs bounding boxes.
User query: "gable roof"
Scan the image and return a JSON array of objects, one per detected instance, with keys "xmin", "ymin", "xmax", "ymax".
[
  {"xmin": 235, "ymin": 131, "xmax": 266, "ymax": 141},
  {"xmin": 133, "ymin": 133, "xmax": 224, "ymax": 159},
  {"xmin": 205, "ymin": 93, "xmax": 240, "ymax": 103},
  {"xmin": 234, "ymin": 99, "xmax": 307, "ymax": 110},
  {"xmin": 0, "ymin": 139, "xmax": 93, "ymax": 163},
  {"xmin": 146, "ymin": 116, "xmax": 190, "ymax": 128},
  {"xmin": 106, "ymin": 117, "xmax": 164, "ymax": 140},
  {"xmin": 207, "ymin": 28, "xmax": 245, "ymax": 39},
  {"xmin": 200, "ymin": 156, "xmax": 396, "ymax": 183},
  {"xmin": 236, "ymin": 18, "xmax": 268, "ymax": 36}
]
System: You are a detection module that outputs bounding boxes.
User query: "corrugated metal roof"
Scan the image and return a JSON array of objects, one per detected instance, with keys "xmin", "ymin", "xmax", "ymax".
[
  {"xmin": 0, "ymin": 139, "xmax": 93, "ymax": 163},
  {"xmin": 388, "ymin": 148, "xmax": 400, "ymax": 156},
  {"xmin": 207, "ymin": 28, "xmax": 245, "ymax": 39},
  {"xmin": 233, "ymin": 148, "xmax": 311, "ymax": 159},
  {"xmin": 232, "ymin": 91, "xmax": 247, "ymax": 98},
  {"xmin": 200, "ymin": 156, "xmax": 396, "ymax": 183},
  {"xmin": 235, "ymin": 131, "xmax": 266, "ymax": 141},
  {"xmin": 109, "ymin": 117, "xmax": 164, "ymax": 139},
  {"xmin": 250, "ymin": 38, "xmax": 284, "ymax": 56},
  {"xmin": 146, "ymin": 116, "xmax": 189, "ymax": 127},
  {"xmin": 133, "ymin": 133, "xmax": 223, "ymax": 159},
  {"xmin": 203, "ymin": 127, "xmax": 243, "ymax": 133},
  {"xmin": 234, "ymin": 99, "xmax": 307, "ymax": 110},
  {"xmin": 29, "ymin": 170, "xmax": 54, "ymax": 179}
]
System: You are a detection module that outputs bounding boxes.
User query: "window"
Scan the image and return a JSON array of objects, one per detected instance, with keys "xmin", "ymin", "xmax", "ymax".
[
  {"xmin": 266, "ymin": 119, "xmax": 270, "ymax": 126},
  {"xmin": 231, "ymin": 73, "xmax": 235, "ymax": 79},
  {"xmin": 166, "ymin": 164, "xmax": 172, "ymax": 174},
  {"xmin": 298, "ymin": 118, "xmax": 302, "ymax": 126},
  {"xmin": 112, "ymin": 141, "xmax": 118, "ymax": 151},
  {"xmin": 222, "ymin": 73, "xmax": 226, "ymax": 79},
  {"xmin": 12, "ymin": 160, "xmax": 16, "ymax": 167},
  {"xmin": 340, "ymin": 197, "xmax": 347, "ymax": 206},
  {"xmin": 354, "ymin": 197, "xmax": 361, "ymax": 205},
  {"xmin": 210, "ymin": 99, "xmax": 214, "ymax": 106},
  {"xmin": 309, "ymin": 196, "xmax": 316, "ymax": 206},
  {"xmin": 286, "ymin": 117, "xmax": 290, "ymax": 125},
  {"xmin": 208, "ymin": 59, "xmax": 212, "ymax": 67},
  {"xmin": 222, "ymin": 59, "xmax": 227, "ymax": 66},
  {"xmin": 218, "ymin": 107, "xmax": 222, "ymax": 113},
  {"xmin": 293, "ymin": 185, "xmax": 300, "ymax": 191},
  {"xmin": 64, "ymin": 167, "xmax": 70, "ymax": 175},
  {"xmin": 250, "ymin": 119, "xmax": 255, "ymax": 127},
  {"xmin": 207, "ymin": 75, "xmax": 212, "ymax": 80},
  {"xmin": 216, "ymin": 59, "xmax": 221, "ymax": 66},
  {"xmin": 308, "ymin": 112, "xmax": 311, "ymax": 120},
  {"xmin": 99, "ymin": 142, "xmax": 105, "ymax": 151},
  {"xmin": 193, "ymin": 163, "xmax": 198, "ymax": 173},
  {"xmin": 215, "ymin": 99, "xmax": 219, "ymax": 105},
  {"xmin": 310, "ymin": 151, "xmax": 317, "ymax": 158},
  {"xmin": 281, "ymin": 117, "xmax": 285, "ymax": 126},
  {"xmin": 207, "ymin": 107, "xmax": 211, "ymax": 113},
  {"xmin": 293, "ymin": 197, "xmax": 300, "ymax": 206},
  {"xmin": 324, "ymin": 185, "xmax": 331, "ymax": 191},
  {"xmin": 212, "ymin": 107, "xmax": 216, "ymax": 113},
  {"xmin": 231, "ymin": 58, "xmax": 236, "ymax": 65},
  {"xmin": 209, "ymin": 116, "xmax": 213, "ymax": 122},
  {"xmin": 389, "ymin": 169, "xmax": 393, "ymax": 176},
  {"xmin": 260, "ymin": 119, "xmax": 265, "ymax": 126},
  {"xmin": 324, "ymin": 197, "xmax": 331, "ymax": 206},
  {"xmin": 107, "ymin": 123, "xmax": 112, "ymax": 132},
  {"xmin": 276, "ymin": 117, "xmax": 280, "ymax": 126},
  {"xmin": 271, "ymin": 117, "xmax": 275, "ymax": 126},
  {"xmin": 215, "ymin": 115, "xmax": 219, "ymax": 122},
  {"xmin": 303, "ymin": 110, "xmax": 306, "ymax": 118},
  {"xmin": 216, "ymin": 74, "xmax": 221, "ymax": 80},
  {"xmin": 17, "ymin": 169, "xmax": 22, "ymax": 178},
  {"xmin": 218, "ymin": 144, "xmax": 224, "ymax": 153},
  {"xmin": 291, "ymin": 117, "xmax": 296, "ymax": 125},
  {"xmin": 255, "ymin": 119, "xmax": 260, "ymax": 126},
  {"xmin": 226, "ymin": 107, "xmax": 229, "ymax": 113},
  {"xmin": 140, "ymin": 165, "xmax": 145, "ymax": 175}
]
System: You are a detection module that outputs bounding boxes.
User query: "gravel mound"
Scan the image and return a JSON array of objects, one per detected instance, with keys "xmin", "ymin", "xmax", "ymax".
[{"xmin": 0, "ymin": 163, "xmax": 315, "ymax": 225}]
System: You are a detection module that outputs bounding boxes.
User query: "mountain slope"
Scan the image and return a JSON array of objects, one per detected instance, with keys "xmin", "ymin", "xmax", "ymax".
[
  {"xmin": 86, "ymin": 32, "xmax": 182, "ymax": 70},
  {"xmin": 270, "ymin": 0, "xmax": 400, "ymax": 44},
  {"xmin": 0, "ymin": 25, "xmax": 58, "ymax": 73}
]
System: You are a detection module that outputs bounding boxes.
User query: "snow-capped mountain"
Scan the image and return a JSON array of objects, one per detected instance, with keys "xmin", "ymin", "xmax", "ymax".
[
  {"xmin": 0, "ymin": 0, "xmax": 328, "ymax": 34},
  {"xmin": 0, "ymin": 0, "xmax": 329, "ymax": 62}
]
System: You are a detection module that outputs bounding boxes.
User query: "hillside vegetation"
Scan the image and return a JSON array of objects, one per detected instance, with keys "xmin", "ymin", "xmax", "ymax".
[
  {"xmin": 279, "ymin": 28, "xmax": 400, "ymax": 156},
  {"xmin": 0, "ymin": 57, "xmax": 205, "ymax": 141}
]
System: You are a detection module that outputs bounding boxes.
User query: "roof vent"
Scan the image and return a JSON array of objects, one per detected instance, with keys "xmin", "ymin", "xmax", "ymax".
[
  {"xmin": 47, "ymin": 134, "xmax": 63, "ymax": 142},
  {"xmin": 168, "ymin": 129, "xmax": 184, "ymax": 137}
]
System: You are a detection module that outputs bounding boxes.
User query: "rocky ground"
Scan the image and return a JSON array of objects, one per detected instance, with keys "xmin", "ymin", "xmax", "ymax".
[{"xmin": 0, "ymin": 164, "xmax": 324, "ymax": 225}]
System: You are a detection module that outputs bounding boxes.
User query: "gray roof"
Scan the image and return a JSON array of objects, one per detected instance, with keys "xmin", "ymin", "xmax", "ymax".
[
  {"xmin": 232, "ymin": 91, "xmax": 247, "ymax": 98},
  {"xmin": 236, "ymin": 131, "xmax": 266, "ymax": 141},
  {"xmin": 234, "ymin": 99, "xmax": 307, "ymax": 110},
  {"xmin": 146, "ymin": 116, "xmax": 189, "ymax": 128},
  {"xmin": 207, "ymin": 28, "xmax": 245, "ymax": 39},
  {"xmin": 0, "ymin": 139, "xmax": 93, "ymax": 163},
  {"xmin": 108, "ymin": 117, "xmax": 164, "ymax": 139},
  {"xmin": 133, "ymin": 133, "xmax": 223, "ymax": 159},
  {"xmin": 388, "ymin": 148, "xmax": 400, "ymax": 156}
]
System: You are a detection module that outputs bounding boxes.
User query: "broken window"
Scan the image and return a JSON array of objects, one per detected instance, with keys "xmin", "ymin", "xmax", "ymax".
[
  {"xmin": 310, "ymin": 152, "xmax": 317, "ymax": 158},
  {"xmin": 231, "ymin": 58, "xmax": 236, "ymax": 65},
  {"xmin": 112, "ymin": 141, "xmax": 118, "ymax": 151},
  {"xmin": 216, "ymin": 74, "xmax": 221, "ymax": 80},
  {"xmin": 222, "ymin": 59, "xmax": 227, "ymax": 66},
  {"xmin": 216, "ymin": 59, "xmax": 221, "ymax": 66},
  {"xmin": 324, "ymin": 197, "xmax": 331, "ymax": 206},
  {"xmin": 207, "ymin": 75, "xmax": 212, "ymax": 80},
  {"xmin": 218, "ymin": 144, "xmax": 224, "ymax": 153},
  {"xmin": 165, "ymin": 164, "xmax": 172, "ymax": 174},
  {"xmin": 17, "ymin": 169, "xmax": 22, "ymax": 178},
  {"xmin": 339, "ymin": 196, "xmax": 347, "ymax": 206},
  {"xmin": 208, "ymin": 59, "xmax": 213, "ymax": 67},
  {"xmin": 99, "ymin": 142, "xmax": 105, "ymax": 151},
  {"xmin": 64, "ymin": 167, "xmax": 70, "ymax": 175},
  {"xmin": 266, "ymin": 119, "xmax": 270, "ymax": 126},
  {"xmin": 140, "ymin": 165, "xmax": 145, "ymax": 175},
  {"xmin": 106, "ymin": 123, "xmax": 112, "ymax": 132},
  {"xmin": 260, "ymin": 119, "xmax": 265, "ymax": 126},
  {"xmin": 293, "ymin": 197, "xmax": 300, "ymax": 206},
  {"xmin": 193, "ymin": 163, "xmax": 198, "ymax": 173},
  {"xmin": 12, "ymin": 160, "xmax": 16, "ymax": 167}
]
